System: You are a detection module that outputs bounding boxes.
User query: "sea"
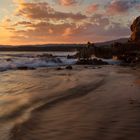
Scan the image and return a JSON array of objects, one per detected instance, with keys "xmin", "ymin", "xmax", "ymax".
[
  {"xmin": 0, "ymin": 51, "xmax": 78, "ymax": 72},
  {"xmin": 0, "ymin": 51, "xmax": 120, "ymax": 72},
  {"xmin": 0, "ymin": 51, "xmax": 121, "ymax": 140}
]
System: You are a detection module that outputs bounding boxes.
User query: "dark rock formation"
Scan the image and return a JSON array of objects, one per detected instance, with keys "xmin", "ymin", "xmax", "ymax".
[
  {"xmin": 6, "ymin": 58, "xmax": 12, "ymax": 61},
  {"xmin": 76, "ymin": 59, "xmax": 108, "ymax": 65},
  {"xmin": 65, "ymin": 65, "xmax": 73, "ymax": 70},
  {"xmin": 67, "ymin": 55, "xmax": 76, "ymax": 59},
  {"xmin": 56, "ymin": 67, "xmax": 63, "ymax": 70},
  {"xmin": 112, "ymin": 16, "xmax": 140, "ymax": 64},
  {"xmin": 130, "ymin": 16, "xmax": 140, "ymax": 42},
  {"xmin": 17, "ymin": 66, "xmax": 36, "ymax": 70},
  {"xmin": 37, "ymin": 53, "xmax": 53, "ymax": 58}
]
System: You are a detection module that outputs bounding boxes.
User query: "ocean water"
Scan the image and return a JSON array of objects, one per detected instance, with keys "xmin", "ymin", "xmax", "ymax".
[
  {"xmin": 0, "ymin": 52, "xmax": 138, "ymax": 140},
  {"xmin": 0, "ymin": 51, "xmax": 77, "ymax": 72},
  {"xmin": 0, "ymin": 51, "xmax": 121, "ymax": 72},
  {"xmin": 0, "ymin": 50, "xmax": 77, "ymax": 140}
]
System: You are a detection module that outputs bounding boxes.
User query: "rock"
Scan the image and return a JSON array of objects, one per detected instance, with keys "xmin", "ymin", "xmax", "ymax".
[
  {"xmin": 92, "ymin": 59, "xmax": 108, "ymax": 65},
  {"xmin": 76, "ymin": 59, "xmax": 108, "ymax": 65},
  {"xmin": 76, "ymin": 59, "xmax": 93, "ymax": 65},
  {"xmin": 65, "ymin": 65, "xmax": 73, "ymax": 70},
  {"xmin": 6, "ymin": 58, "xmax": 12, "ymax": 61},
  {"xmin": 130, "ymin": 16, "xmax": 140, "ymax": 42},
  {"xmin": 17, "ymin": 66, "xmax": 36, "ymax": 70},
  {"xmin": 67, "ymin": 55, "xmax": 76, "ymax": 59},
  {"xmin": 84, "ymin": 66, "xmax": 88, "ymax": 68},
  {"xmin": 56, "ymin": 67, "xmax": 63, "ymax": 70},
  {"xmin": 37, "ymin": 53, "xmax": 53, "ymax": 58},
  {"xmin": 97, "ymin": 66, "xmax": 102, "ymax": 69}
]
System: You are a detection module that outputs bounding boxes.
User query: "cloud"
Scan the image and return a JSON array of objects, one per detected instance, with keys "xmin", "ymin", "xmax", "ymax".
[
  {"xmin": 1, "ymin": 0, "xmax": 130, "ymax": 45},
  {"xmin": 15, "ymin": 2, "xmax": 87, "ymax": 21},
  {"xmin": 13, "ymin": 0, "xmax": 25, "ymax": 4},
  {"xmin": 58, "ymin": 0, "xmax": 77, "ymax": 6},
  {"xmin": 13, "ymin": 21, "xmax": 32, "ymax": 27},
  {"xmin": 9, "ymin": 12, "xmax": 129, "ymax": 44},
  {"xmin": 86, "ymin": 4, "xmax": 99, "ymax": 14},
  {"xmin": 63, "ymin": 27, "xmax": 73, "ymax": 36},
  {"xmin": 106, "ymin": 0, "xmax": 140, "ymax": 15}
]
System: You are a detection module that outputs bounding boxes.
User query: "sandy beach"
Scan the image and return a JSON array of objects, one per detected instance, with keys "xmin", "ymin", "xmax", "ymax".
[{"xmin": 0, "ymin": 65, "xmax": 139, "ymax": 140}]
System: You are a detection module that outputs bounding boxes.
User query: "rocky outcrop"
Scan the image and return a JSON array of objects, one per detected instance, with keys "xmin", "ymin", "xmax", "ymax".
[
  {"xmin": 17, "ymin": 66, "xmax": 36, "ymax": 70},
  {"xmin": 130, "ymin": 16, "xmax": 140, "ymax": 42},
  {"xmin": 76, "ymin": 59, "xmax": 108, "ymax": 65},
  {"xmin": 65, "ymin": 65, "xmax": 73, "ymax": 70}
]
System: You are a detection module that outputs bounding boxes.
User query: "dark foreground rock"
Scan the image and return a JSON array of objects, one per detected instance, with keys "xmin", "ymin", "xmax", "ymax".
[
  {"xmin": 37, "ymin": 53, "xmax": 53, "ymax": 58},
  {"xmin": 17, "ymin": 66, "xmax": 36, "ymax": 70},
  {"xmin": 130, "ymin": 16, "xmax": 140, "ymax": 42},
  {"xmin": 6, "ymin": 58, "xmax": 12, "ymax": 62},
  {"xmin": 56, "ymin": 67, "xmax": 63, "ymax": 70},
  {"xmin": 76, "ymin": 59, "xmax": 108, "ymax": 65},
  {"xmin": 67, "ymin": 55, "xmax": 76, "ymax": 59},
  {"xmin": 65, "ymin": 65, "xmax": 73, "ymax": 70}
]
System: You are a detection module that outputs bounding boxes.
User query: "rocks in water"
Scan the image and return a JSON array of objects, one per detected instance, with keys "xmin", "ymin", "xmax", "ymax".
[
  {"xmin": 67, "ymin": 55, "xmax": 76, "ymax": 59},
  {"xmin": 17, "ymin": 66, "xmax": 36, "ymax": 70},
  {"xmin": 56, "ymin": 66, "xmax": 73, "ymax": 70},
  {"xmin": 92, "ymin": 59, "xmax": 108, "ymax": 65},
  {"xmin": 37, "ymin": 53, "xmax": 53, "ymax": 58},
  {"xmin": 65, "ymin": 65, "xmax": 73, "ymax": 70},
  {"xmin": 6, "ymin": 58, "xmax": 12, "ymax": 61},
  {"xmin": 118, "ymin": 51, "xmax": 140, "ymax": 65},
  {"xmin": 76, "ymin": 59, "xmax": 108, "ymax": 65},
  {"xmin": 130, "ymin": 16, "xmax": 140, "ymax": 42},
  {"xmin": 56, "ymin": 67, "xmax": 63, "ymax": 70}
]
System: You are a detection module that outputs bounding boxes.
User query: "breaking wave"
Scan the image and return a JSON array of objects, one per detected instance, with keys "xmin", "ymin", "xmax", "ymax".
[{"xmin": 0, "ymin": 52, "xmax": 77, "ymax": 71}]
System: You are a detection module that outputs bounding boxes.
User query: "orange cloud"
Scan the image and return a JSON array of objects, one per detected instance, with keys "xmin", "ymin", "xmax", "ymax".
[
  {"xmin": 106, "ymin": 0, "xmax": 139, "ymax": 15},
  {"xmin": 58, "ymin": 0, "xmax": 77, "ymax": 6},
  {"xmin": 15, "ymin": 2, "xmax": 86, "ymax": 21},
  {"xmin": 86, "ymin": 4, "xmax": 99, "ymax": 14},
  {"xmin": 0, "ymin": 0, "xmax": 130, "ymax": 45},
  {"xmin": 63, "ymin": 27, "xmax": 73, "ymax": 36},
  {"xmin": 13, "ymin": 0, "xmax": 25, "ymax": 4}
]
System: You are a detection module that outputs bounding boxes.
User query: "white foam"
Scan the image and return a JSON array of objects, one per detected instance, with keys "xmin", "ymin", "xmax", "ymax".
[{"xmin": 0, "ymin": 52, "xmax": 77, "ymax": 71}]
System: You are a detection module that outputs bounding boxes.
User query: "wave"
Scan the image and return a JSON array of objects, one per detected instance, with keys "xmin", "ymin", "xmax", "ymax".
[
  {"xmin": 0, "ymin": 52, "xmax": 77, "ymax": 72},
  {"xmin": 0, "ymin": 52, "xmax": 120, "ymax": 72},
  {"xmin": 9, "ymin": 78, "xmax": 106, "ymax": 140}
]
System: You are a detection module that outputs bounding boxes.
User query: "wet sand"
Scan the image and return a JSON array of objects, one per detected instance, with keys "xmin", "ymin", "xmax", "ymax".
[{"xmin": 0, "ymin": 65, "xmax": 140, "ymax": 140}]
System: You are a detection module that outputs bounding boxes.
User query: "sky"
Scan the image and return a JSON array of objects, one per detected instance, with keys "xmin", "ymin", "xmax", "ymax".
[{"xmin": 0, "ymin": 0, "xmax": 140, "ymax": 45}]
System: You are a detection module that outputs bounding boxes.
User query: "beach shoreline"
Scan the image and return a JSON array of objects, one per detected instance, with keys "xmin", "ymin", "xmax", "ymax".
[{"xmin": 0, "ymin": 65, "xmax": 138, "ymax": 140}]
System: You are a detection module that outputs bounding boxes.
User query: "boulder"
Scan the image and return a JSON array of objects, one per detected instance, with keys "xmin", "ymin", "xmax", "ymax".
[
  {"xmin": 17, "ymin": 66, "xmax": 36, "ymax": 70},
  {"xmin": 76, "ymin": 59, "xmax": 108, "ymax": 65},
  {"xmin": 6, "ymin": 58, "xmax": 12, "ymax": 61},
  {"xmin": 65, "ymin": 65, "xmax": 73, "ymax": 70},
  {"xmin": 56, "ymin": 67, "xmax": 63, "ymax": 70},
  {"xmin": 92, "ymin": 59, "xmax": 108, "ymax": 65},
  {"xmin": 130, "ymin": 16, "xmax": 140, "ymax": 42}
]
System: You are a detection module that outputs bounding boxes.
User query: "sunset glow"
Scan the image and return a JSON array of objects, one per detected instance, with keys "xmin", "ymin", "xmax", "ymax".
[{"xmin": 0, "ymin": 0, "xmax": 140, "ymax": 45}]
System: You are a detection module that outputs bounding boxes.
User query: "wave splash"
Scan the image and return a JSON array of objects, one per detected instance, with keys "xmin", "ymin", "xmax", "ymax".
[{"xmin": 0, "ymin": 52, "xmax": 77, "ymax": 71}]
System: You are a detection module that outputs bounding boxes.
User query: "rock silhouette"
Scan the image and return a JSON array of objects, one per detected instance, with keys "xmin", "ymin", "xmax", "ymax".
[{"xmin": 130, "ymin": 16, "xmax": 140, "ymax": 42}]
